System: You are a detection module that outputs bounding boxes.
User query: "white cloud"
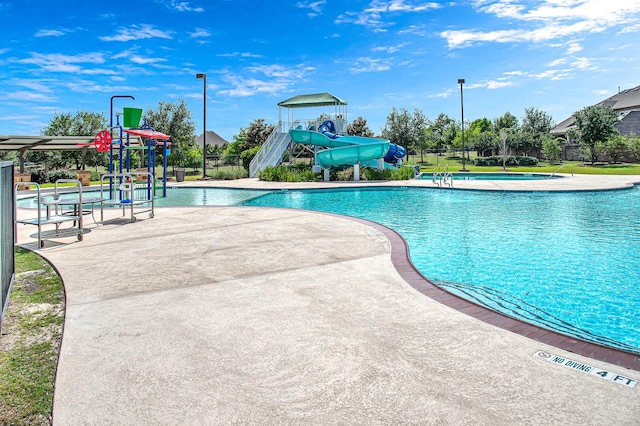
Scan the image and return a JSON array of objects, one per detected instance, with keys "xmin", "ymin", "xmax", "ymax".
[
  {"xmin": 336, "ymin": 0, "xmax": 441, "ymax": 30},
  {"xmin": 442, "ymin": 0, "xmax": 640, "ymax": 48},
  {"xmin": 296, "ymin": 0, "xmax": 327, "ymax": 17},
  {"xmin": 371, "ymin": 42, "xmax": 408, "ymax": 53},
  {"xmin": 398, "ymin": 24, "xmax": 428, "ymax": 36},
  {"xmin": 533, "ymin": 69, "xmax": 571, "ymax": 80},
  {"xmin": 100, "ymin": 24, "xmax": 172, "ymax": 42},
  {"xmin": 428, "ymin": 89, "xmax": 454, "ymax": 98},
  {"xmin": 593, "ymin": 89, "xmax": 610, "ymax": 95},
  {"xmin": 547, "ymin": 58, "xmax": 567, "ymax": 67},
  {"xmin": 189, "ymin": 28, "xmax": 210, "ymax": 38},
  {"xmin": 566, "ymin": 42, "xmax": 582, "ymax": 53},
  {"xmin": 350, "ymin": 57, "xmax": 391, "ymax": 73},
  {"xmin": 35, "ymin": 29, "xmax": 70, "ymax": 37},
  {"xmin": 218, "ymin": 64, "xmax": 315, "ymax": 97},
  {"xmin": 63, "ymin": 80, "xmax": 137, "ymax": 94},
  {"xmin": 129, "ymin": 55, "xmax": 168, "ymax": 65},
  {"xmin": 21, "ymin": 52, "xmax": 106, "ymax": 73},
  {"xmin": 161, "ymin": 0, "xmax": 204, "ymax": 12},
  {"xmin": 571, "ymin": 57, "xmax": 595, "ymax": 70},
  {"xmin": 618, "ymin": 23, "xmax": 640, "ymax": 34},
  {"xmin": 5, "ymin": 91, "xmax": 56, "ymax": 102},
  {"xmin": 217, "ymin": 52, "xmax": 264, "ymax": 58},
  {"xmin": 484, "ymin": 80, "xmax": 515, "ymax": 89}
]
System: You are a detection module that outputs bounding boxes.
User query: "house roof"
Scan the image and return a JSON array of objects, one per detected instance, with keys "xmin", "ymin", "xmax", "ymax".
[
  {"xmin": 551, "ymin": 85, "xmax": 640, "ymax": 135},
  {"xmin": 196, "ymin": 130, "xmax": 229, "ymax": 147},
  {"xmin": 597, "ymin": 85, "xmax": 640, "ymax": 111},
  {"xmin": 277, "ymin": 93, "xmax": 348, "ymax": 108}
]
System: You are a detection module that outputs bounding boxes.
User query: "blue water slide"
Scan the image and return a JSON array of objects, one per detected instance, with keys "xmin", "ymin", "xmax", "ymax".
[
  {"xmin": 289, "ymin": 128, "xmax": 391, "ymax": 169},
  {"xmin": 384, "ymin": 143, "xmax": 406, "ymax": 163}
]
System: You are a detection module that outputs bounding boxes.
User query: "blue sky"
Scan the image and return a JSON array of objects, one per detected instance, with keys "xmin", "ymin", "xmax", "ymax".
[{"xmin": 1, "ymin": 0, "xmax": 639, "ymax": 142}]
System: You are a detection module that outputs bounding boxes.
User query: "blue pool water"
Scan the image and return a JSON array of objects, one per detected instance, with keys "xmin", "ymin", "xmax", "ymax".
[{"xmin": 19, "ymin": 186, "xmax": 640, "ymax": 353}]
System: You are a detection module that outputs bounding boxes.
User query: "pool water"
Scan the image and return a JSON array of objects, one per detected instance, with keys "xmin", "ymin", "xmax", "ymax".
[
  {"xmin": 18, "ymin": 186, "xmax": 640, "ymax": 353},
  {"xmin": 418, "ymin": 172, "xmax": 560, "ymax": 180},
  {"xmin": 238, "ymin": 186, "xmax": 640, "ymax": 354}
]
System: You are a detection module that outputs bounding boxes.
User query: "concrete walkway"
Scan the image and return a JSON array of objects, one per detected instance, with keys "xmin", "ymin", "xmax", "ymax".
[{"xmin": 14, "ymin": 174, "xmax": 640, "ymax": 425}]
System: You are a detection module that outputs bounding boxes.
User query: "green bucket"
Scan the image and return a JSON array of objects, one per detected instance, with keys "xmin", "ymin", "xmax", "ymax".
[{"xmin": 123, "ymin": 107, "xmax": 143, "ymax": 128}]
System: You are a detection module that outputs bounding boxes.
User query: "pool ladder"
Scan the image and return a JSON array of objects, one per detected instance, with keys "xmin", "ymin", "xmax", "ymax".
[{"xmin": 432, "ymin": 165, "xmax": 453, "ymax": 187}]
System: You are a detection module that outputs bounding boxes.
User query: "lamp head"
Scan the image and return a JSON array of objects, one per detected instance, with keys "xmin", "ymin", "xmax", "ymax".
[
  {"xmin": 458, "ymin": 79, "xmax": 465, "ymax": 84},
  {"xmin": 195, "ymin": 73, "xmax": 206, "ymax": 80}
]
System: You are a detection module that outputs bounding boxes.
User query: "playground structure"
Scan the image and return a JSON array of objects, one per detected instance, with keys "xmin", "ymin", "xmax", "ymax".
[
  {"xmin": 87, "ymin": 100, "xmax": 172, "ymax": 199},
  {"xmin": 249, "ymin": 93, "xmax": 406, "ymax": 181}
]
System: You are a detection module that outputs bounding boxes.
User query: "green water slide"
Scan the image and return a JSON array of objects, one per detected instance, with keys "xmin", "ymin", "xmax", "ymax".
[{"xmin": 289, "ymin": 129, "xmax": 390, "ymax": 169}]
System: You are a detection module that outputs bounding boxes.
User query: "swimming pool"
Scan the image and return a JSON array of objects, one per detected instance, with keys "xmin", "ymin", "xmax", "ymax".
[
  {"xmin": 18, "ymin": 185, "xmax": 640, "ymax": 353},
  {"xmin": 418, "ymin": 172, "xmax": 560, "ymax": 180}
]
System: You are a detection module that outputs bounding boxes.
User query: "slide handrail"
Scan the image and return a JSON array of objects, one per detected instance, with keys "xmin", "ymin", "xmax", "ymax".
[{"xmin": 249, "ymin": 122, "xmax": 289, "ymax": 177}]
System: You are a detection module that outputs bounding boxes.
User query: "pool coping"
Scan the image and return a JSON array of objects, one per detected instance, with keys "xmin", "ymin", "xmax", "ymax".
[{"xmin": 339, "ymin": 214, "xmax": 640, "ymax": 372}]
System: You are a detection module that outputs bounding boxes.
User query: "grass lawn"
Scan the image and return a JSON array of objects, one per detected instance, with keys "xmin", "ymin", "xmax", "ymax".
[
  {"xmin": 0, "ymin": 248, "xmax": 64, "ymax": 425},
  {"xmin": 409, "ymin": 153, "xmax": 640, "ymax": 175}
]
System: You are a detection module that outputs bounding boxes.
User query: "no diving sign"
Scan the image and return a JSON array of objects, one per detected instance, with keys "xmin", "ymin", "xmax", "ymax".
[{"xmin": 533, "ymin": 350, "xmax": 637, "ymax": 388}]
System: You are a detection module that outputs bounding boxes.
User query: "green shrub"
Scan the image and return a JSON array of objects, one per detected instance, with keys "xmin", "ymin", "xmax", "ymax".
[
  {"xmin": 258, "ymin": 166, "xmax": 291, "ymax": 181},
  {"xmin": 474, "ymin": 156, "xmax": 538, "ymax": 167},
  {"xmin": 362, "ymin": 165, "xmax": 416, "ymax": 180},
  {"xmin": 48, "ymin": 169, "xmax": 73, "ymax": 183},
  {"xmin": 30, "ymin": 170, "xmax": 48, "ymax": 184},
  {"xmin": 90, "ymin": 171, "xmax": 101, "ymax": 181},
  {"xmin": 210, "ymin": 169, "xmax": 248, "ymax": 180},
  {"xmin": 259, "ymin": 164, "xmax": 415, "ymax": 182},
  {"xmin": 240, "ymin": 146, "xmax": 261, "ymax": 171}
]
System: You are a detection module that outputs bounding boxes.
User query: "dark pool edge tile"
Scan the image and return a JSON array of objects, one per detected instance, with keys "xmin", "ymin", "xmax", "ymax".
[{"xmin": 340, "ymin": 214, "xmax": 640, "ymax": 373}]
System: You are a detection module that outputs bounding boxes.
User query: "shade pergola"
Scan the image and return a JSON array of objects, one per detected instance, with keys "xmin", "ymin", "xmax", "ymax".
[
  {"xmin": 277, "ymin": 92, "xmax": 348, "ymax": 125},
  {"xmin": 0, "ymin": 134, "xmax": 144, "ymax": 172}
]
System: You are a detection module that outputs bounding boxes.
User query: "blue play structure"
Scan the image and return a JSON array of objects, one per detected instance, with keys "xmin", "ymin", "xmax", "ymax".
[{"xmin": 103, "ymin": 106, "xmax": 172, "ymax": 198}]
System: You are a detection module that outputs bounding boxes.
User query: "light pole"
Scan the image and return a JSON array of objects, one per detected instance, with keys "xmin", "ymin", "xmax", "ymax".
[
  {"xmin": 195, "ymin": 73, "xmax": 207, "ymax": 179},
  {"xmin": 458, "ymin": 79, "xmax": 467, "ymax": 172}
]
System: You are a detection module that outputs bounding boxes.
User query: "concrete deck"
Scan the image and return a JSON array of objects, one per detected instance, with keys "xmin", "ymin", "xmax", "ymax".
[{"xmin": 14, "ymin": 173, "xmax": 640, "ymax": 425}]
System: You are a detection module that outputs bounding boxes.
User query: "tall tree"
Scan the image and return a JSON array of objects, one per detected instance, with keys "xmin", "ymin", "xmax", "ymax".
[
  {"xmin": 494, "ymin": 111, "xmax": 518, "ymax": 131},
  {"xmin": 412, "ymin": 108, "xmax": 431, "ymax": 162},
  {"xmin": 347, "ymin": 116, "xmax": 374, "ymax": 137},
  {"xmin": 520, "ymin": 107, "xmax": 555, "ymax": 157},
  {"xmin": 242, "ymin": 118, "xmax": 276, "ymax": 150},
  {"xmin": 467, "ymin": 117, "xmax": 494, "ymax": 153},
  {"xmin": 143, "ymin": 99, "xmax": 196, "ymax": 168},
  {"xmin": 41, "ymin": 110, "xmax": 107, "ymax": 170},
  {"xmin": 568, "ymin": 105, "xmax": 618, "ymax": 164},
  {"xmin": 427, "ymin": 113, "xmax": 457, "ymax": 154},
  {"xmin": 381, "ymin": 107, "xmax": 428, "ymax": 160}
]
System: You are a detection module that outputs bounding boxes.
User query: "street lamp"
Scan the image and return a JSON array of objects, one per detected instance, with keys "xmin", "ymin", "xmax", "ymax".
[
  {"xmin": 195, "ymin": 73, "xmax": 207, "ymax": 179},
  {"xmin": 458, "ymin": 79, "xmax": 467, "ymax": 172}
]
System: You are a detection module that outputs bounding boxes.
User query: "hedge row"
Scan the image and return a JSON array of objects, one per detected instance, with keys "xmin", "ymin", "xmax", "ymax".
[{"xmin": 474, "ymin": 156, "xmax": 539, "ymax": 167}]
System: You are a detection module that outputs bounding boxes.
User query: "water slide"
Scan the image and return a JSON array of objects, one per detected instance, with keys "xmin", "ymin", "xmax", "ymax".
[{"xmin": 289, "ymin": 127, "xmax": 405, "ymax": 169}]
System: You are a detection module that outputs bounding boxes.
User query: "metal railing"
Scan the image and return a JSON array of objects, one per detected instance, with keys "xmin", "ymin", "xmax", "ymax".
[
  {"xmin": 249, "ymin": 122, "xmax": 284, "ymax": 177},
  {"xmin": 551, "ymin": 163, "xmax": 574, "ymax": 177},
  {"xmin": 442, "ymin": 164, "xmax": 453, "ymax": 187},
  {"xmin": 1, "ymin": 161, "xmax": 15, "ymax": 334},
  {"xmin": 249, "ymin": 122, "xmax": 292, "ymax": 177}
]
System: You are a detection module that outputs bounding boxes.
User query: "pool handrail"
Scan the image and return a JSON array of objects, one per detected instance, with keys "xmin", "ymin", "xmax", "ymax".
[{"xmin": 551, "ymin": 163, "xmax": 574, "ymax": 177}]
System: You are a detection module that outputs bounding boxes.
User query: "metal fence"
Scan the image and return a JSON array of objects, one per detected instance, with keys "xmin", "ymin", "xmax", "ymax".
[{"xmin": 0, "ymin": 161, "xmax": 15, "ymax": 334}]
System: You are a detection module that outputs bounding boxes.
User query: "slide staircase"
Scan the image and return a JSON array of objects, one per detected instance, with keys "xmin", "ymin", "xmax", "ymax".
[{"xmin": 249, "ymin": 126, "xmax": 291, "ymax": 178}]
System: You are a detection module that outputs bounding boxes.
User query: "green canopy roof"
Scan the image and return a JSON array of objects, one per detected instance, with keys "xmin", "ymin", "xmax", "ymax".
[{"xmin": 277, "ymin": 93, "xmax": 348, "ymax": 108}]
